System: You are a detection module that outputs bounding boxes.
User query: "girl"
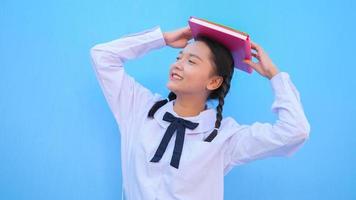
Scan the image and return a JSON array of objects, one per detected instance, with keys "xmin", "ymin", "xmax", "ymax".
[{"xmin": 90, "ymin": 25, "xmax": 310, "ymax": 200}]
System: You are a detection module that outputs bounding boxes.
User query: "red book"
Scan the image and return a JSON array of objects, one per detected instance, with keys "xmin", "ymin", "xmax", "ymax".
[{"xmin": 188, "ymin": 16, "xmax": 253, "ymax": 74}]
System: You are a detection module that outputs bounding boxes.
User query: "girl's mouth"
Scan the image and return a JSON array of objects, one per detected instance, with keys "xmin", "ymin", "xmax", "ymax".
[{"xmin": 170, "ymin": 72, "xmax": 183, "ymax": 80}]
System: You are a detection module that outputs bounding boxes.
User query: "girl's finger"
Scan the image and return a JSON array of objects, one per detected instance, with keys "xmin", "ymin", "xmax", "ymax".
[
  {"xmin": 244, "ymin": 59, "xmax": 263, "ymax": 74},
  {"xmin": 251, "ymin": 52, "xmax": 259, "ymax": 60},
  {"xmin": 183, "ymin": 26, "xmax": 191, "ymax": 33},
  {"xmin": 250, "ymin": 40, "xmax": 259, "ymax": 48},
  {"xmin": 186, "ymin": 31, "xmax": 193, "ymax": 39},
  {"xmin": 183, "ymin": 27, "xmax": 192, "ymax": 38},
  {"xmin": 250, "ymin": 45, "xmax": 259, "ymax": 52},
  {"xmin": 243, "ymin": 59, "xmax": 258, "ymax": 68},
  {"xmin": 250, "ymin": 41, "xmax": 262, "ymax": 52}
]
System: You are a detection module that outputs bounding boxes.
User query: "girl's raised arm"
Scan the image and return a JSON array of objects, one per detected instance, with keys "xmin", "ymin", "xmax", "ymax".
[
  {"xmin": 224, "ymin": 42, "xmax": 310, "ymax": 173},
  {"xmin": 90, "ymin": 26, "xmax": 166, "ymax": 134}
]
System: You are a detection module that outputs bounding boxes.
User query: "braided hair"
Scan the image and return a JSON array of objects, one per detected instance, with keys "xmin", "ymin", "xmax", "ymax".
[{"xmin": 147, "ymin": 35, "xmax": 234, "ymax": 142}]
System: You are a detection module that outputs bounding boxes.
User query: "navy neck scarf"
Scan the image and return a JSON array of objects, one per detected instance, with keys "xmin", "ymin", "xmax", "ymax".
[{"xmin": 150, "ymin": 111, "xmax": 199, "ymax": 169}]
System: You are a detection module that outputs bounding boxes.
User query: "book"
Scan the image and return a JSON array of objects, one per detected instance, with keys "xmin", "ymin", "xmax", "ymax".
[{"xmin": 188, "ymin": 16, "xmax": 253, "ymax": 74}]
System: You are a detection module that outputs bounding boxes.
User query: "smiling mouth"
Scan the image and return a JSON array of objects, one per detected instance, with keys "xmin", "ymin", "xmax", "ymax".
[{"xmin": 171, "ymin": 73, "xmax": 183, "ymax": 80}]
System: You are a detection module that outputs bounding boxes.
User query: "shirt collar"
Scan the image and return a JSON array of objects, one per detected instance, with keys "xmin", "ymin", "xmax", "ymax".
[{"xmin": 153, "ymin": 99, "xmax": 216, "ymax": 134}]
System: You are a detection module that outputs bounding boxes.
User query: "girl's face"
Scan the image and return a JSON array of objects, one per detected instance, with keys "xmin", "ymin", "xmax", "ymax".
[{"xmin": 166, "ymin": 41, "xmax": 223, "ymax": 97}]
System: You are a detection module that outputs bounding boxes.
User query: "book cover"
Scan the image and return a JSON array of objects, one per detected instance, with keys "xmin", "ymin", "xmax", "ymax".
[{"xmin": 188, "ymin": 16, "xmax": 253, "ymax": 74}]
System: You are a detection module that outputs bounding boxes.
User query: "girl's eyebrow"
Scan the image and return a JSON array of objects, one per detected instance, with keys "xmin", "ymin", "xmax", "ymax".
[{"xmin": 178, "ymin": 50, "xmax": 203, "ymax": 62}]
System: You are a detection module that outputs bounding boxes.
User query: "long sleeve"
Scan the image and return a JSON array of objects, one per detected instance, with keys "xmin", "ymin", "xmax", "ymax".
[
  {"xmin": 224, "ymin": 72, "xmax": 311, "ymax": 170},
  {"xmin": 90, "ymin": 26, "xmax": 166, "ymax": 134}
]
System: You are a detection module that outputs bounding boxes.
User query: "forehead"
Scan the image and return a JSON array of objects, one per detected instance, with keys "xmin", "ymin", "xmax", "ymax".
[{"xmin": 180, "ymin": 41, "xmax": 211, "ymax": 60}]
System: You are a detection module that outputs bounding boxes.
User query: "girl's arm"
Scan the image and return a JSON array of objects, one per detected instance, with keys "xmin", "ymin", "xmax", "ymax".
[
  {"xmin": 225, "ymin": 72, "xmax": 310, "ymax": 168},
  {"xmin": 90, "ymin": 26, "xmax": 166, "ymax": 133},
  {"xmin": 224, "ymin": 43, "xmax": 311, "ymax": 173}
]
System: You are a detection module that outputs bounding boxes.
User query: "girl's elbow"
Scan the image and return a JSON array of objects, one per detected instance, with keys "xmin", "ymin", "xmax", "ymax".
[
  {"xmin": 90, "ymin": 44, "xmax": 110, "ymax": 66},
  {"xmin": 90, "ymin": 45, "xmax": 102, "ymax": 59},
  {"xmin": 296, "ymin": 120, "xmax": 311, "ymax": 141},
  {"xmin": 277, "ymin": 119, "xmax": 311, "ymax": 143}
]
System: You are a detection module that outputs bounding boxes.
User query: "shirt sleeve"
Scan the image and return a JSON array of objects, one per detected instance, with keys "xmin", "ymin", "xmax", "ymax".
[
  {"xmin": 90, "ymin": 26, "xmax": 166, "ymax": 133},
  {"xmin": 224, "ymin": 72, "xmax": 311, "ymax": 169}
]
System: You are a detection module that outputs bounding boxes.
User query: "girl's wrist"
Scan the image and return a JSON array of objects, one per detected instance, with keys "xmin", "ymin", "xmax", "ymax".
[
  {"xmin": 267, "ymin": 68, "xmax": 280, "ymax": 80},
  {"xmin": 163, "ymin": 33, "xmax": 168, "ymax": 44}
]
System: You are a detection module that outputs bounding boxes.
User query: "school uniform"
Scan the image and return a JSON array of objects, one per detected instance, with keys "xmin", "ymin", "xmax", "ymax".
[{"xmin": 90, "ymin": 26, "xmax": 311, "ymax": 200}]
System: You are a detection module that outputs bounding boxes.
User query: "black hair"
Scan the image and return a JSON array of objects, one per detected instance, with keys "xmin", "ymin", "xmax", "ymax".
[{"xmin": 147, "ymin": 35, "xmax": 234, "ymax": 142}]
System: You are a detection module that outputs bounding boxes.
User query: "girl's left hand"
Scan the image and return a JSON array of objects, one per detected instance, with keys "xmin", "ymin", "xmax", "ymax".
[{"xmin": 243, "ymin": 41, "xmax": 280, "ymax": 80}]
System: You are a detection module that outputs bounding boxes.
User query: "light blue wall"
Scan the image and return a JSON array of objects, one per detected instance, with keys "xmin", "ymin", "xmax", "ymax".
[{"xmin": 1, "ymin": 0, "xmax": 355, "ymax": 199}]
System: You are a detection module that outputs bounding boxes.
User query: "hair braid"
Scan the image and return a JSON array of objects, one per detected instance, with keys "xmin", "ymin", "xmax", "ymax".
[
  {"xmin": 204, "ymin": 73, "xmax": 233, "ymax": 142},
  {"xmin": 147, "ymin": 91, "xmax": 176, "ymax": 118}
]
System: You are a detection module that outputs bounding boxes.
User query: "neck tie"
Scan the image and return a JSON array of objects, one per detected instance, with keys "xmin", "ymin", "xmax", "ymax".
[{"xmin": 150, "ymin": 112, "xmax": 199, "ymax": 169}]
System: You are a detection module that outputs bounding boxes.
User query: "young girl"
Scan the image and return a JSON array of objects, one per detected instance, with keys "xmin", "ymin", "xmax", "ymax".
[{"xmin": 90, "ymin": 25, "xmax": 310, "ymax": 200}]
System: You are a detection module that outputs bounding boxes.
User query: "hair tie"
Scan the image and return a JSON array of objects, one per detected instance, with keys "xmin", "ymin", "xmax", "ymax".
[
  {"xmin": 166, "ymin": 97, "xmax": 170, "ymax": 102},
  {"xmin": 214, "ymin": 127, "xmax": 219, "ymax": 131}
]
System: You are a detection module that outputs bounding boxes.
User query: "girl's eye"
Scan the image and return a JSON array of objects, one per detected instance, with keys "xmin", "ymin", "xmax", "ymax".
[{"xmin": 175, "ymin": 57, "xmax": 195, "ymax": 64}]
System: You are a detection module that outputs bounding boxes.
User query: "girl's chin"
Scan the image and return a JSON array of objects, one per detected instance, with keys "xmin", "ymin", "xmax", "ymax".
[
  {"xmin": 166, "ymin": 82, "xmax": 176, "ymax": 91},
  {"xmin": 166, "ymin": 82, "xmax": 180, "ymax": 93}
]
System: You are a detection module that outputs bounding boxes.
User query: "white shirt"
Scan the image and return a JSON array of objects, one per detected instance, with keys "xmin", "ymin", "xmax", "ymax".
[{"xmin": 90, "ymin": 26, "xmax": 311, "ymax": 200}]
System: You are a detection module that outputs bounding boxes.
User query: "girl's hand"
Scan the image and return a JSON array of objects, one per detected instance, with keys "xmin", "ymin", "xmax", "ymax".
[
  {"xmin": 163, "ymin": 26, "xmax": 193, "ymax": 48},
  {"xmin": 243, "ymin": 41, "xmax": 280, "ymax": 80}
]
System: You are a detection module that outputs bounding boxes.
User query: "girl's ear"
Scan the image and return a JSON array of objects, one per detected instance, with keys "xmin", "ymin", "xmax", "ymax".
[{"xmin": 207, "ymin": 75, "xmax": 223, "ymax": 91}]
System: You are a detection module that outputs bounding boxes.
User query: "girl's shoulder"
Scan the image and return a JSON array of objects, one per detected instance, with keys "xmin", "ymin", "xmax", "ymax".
[
  {"xmin": 215, "ymin": 116, "xmax": 244, "ymax": 140},
  {"xmin": 221, "ymin": 116, "xmax": 241, "ymax": 129}
]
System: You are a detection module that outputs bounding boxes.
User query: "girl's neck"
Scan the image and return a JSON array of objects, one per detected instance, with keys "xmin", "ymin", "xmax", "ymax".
[{"xmin": 173, "ymin": 96, "xmax": 207, "ymax": 117}]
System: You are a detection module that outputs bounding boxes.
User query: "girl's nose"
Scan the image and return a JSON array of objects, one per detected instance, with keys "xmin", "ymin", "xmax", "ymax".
[{"xmin": 172, "ymin": 60, "xmax": 184, "ymax": 70}]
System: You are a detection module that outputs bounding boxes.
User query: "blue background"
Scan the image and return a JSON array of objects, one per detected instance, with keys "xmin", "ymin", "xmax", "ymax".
[{"xmin": 1, "ymin": 0, "xmax": 355, "ymax": 199}]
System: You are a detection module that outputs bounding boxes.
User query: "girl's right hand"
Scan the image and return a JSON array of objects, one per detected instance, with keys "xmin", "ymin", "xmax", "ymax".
[{"xmin": 163, "ymin": 26, "xmax": 193, "ymax": 48}]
